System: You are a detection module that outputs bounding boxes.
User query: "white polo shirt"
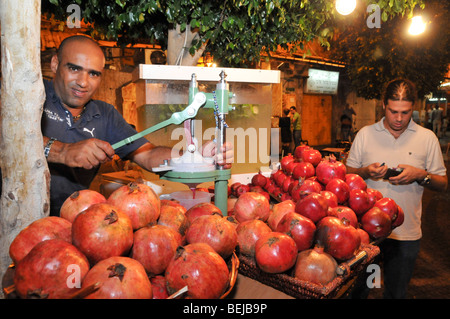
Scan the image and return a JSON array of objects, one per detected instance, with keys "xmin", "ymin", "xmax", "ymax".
[{"xmin": 347, "ymin": 118, "xmax": 447, "ymax": 240}]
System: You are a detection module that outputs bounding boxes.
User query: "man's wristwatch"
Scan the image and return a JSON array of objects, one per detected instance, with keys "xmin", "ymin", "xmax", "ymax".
[
  {"xmin": 418, "ymin": 174, "xmax": 431, "ymax": 186},
  {"xmin": 44, "ymin": 138, "xmax": 56, "ymax": 158}
]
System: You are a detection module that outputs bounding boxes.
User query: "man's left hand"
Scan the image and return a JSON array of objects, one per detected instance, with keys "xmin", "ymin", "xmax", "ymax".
[{"xmin": 201, "ymin": 141, "xmax": 234, "ymax": 169}]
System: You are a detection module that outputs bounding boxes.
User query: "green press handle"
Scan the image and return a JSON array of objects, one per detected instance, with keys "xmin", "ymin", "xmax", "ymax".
[{"xmin": 112, "ymin": 92, "xmax": 207, "ymax": 150}]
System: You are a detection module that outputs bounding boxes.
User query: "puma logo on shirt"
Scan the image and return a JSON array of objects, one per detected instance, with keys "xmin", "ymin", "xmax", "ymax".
[{"xmin": 83, "ymin": 127, "xmax": 95, "ymax": 137}]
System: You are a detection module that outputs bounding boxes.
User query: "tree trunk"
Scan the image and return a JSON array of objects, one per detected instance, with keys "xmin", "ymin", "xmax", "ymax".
[
  {"xmin": 0, "ymin": 0, "xmax": 48, "ymax": 296},
  {"xmin": 167, "ymin": 24, "xmax": 207, "ymax": 66}
]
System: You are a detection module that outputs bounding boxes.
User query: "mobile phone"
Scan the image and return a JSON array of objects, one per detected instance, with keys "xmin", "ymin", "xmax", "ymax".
[{"xmin": 383, "ymin": 167, "xmax": 403, "ymax": 180}]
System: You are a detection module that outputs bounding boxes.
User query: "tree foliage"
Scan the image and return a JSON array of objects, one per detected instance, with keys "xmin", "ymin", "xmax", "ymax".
[
  {"xmin": 329, "ymin": 0, "xmax": 449, "ymax": 100},
  {"xmin": 43, "ymin": 0, "xmax": 424, "ymax": 67}
]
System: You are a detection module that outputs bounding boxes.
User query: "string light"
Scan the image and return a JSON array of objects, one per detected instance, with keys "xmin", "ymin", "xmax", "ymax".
[
  {"xmin": 335, "ymin": 0, "xmax": 357, "ymax": 16},
  {"xmin": 408, "ymin": 16, "xmax": 426, "ymax": 35}
]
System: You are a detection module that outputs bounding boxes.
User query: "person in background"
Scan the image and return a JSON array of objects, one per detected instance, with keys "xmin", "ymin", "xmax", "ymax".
[
  {"xmin": 42, "ymin": 35, "xmax": 233, "ymax": 216},
  {"xmin": 340, "ymin": 103, "xmax": 356, "ymax": 141},
  {"xmin": 431, "ymin": 104, "xmax": 443, "ymax": 138},
  {"xmin": 289, "ymin": 106, "xmax": 302, "ymax": 148},
  {"xmin": 279, "ymin": 109, "xmax": 292, "ymax": 156},
  {"xmin": 346, "ymin": 78, "xmax": 447, "ymax": 299}
]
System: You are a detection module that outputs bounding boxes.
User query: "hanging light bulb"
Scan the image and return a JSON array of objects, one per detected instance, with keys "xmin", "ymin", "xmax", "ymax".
[
  {"xmin": 408, "ymin": 16, "xmax": 426, "ymax": 35},
  {"xmin": 335, "ymin": 0, "xmax": 357, "ymax": 16}
]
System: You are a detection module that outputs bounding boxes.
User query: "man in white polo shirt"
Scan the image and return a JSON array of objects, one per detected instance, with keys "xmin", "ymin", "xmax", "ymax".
[{"xmin": 346, "ymin": 79, "xmax": 447, "ymax": 299}]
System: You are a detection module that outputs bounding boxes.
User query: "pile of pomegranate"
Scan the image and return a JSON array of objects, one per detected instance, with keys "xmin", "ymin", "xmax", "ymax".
[
  {"xmin": 8, "ymin": 144, "xmax": 404, "ymax": 298},
  {"xmin": 9, "ymin": 182, "xmax": 235, "ymax": 299},
  {"xmin": 228, "ymin": 144, "xmax": 404, "ymax": 285}
]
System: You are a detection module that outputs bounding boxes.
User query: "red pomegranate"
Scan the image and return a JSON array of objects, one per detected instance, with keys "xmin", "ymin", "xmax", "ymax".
[
  {"xmin": 82, "ymin": 256, "xmax": 152, "ymax": 299},
  {"xmin": 267, "ymin": 200, "xmax": 296, "ymax": 230},
  {"xmin": 294, "ymin": 144, "xmax": 311, "ymax": 160},
  {"xmin": 281, "ymin": 175, "xmax": 293, "ymax": 193},
  {"xmin": 356, "ymin": 228, "xmax": 371, "ymax": 244},
  {"xmin": 301, "ymin": 148, "xmax": 322, "ymax": 167},
  {"xmin": 14, "ymin": 239, "xmax": 90, "ymax": 299},
  {"xmin": 320, "ymin": 190, "xmax": 338, "ymax": 208},
  {"xmin": 392, "ymin": 205, "xmax": 405, "ymax": 228},
  {"xmin": 374, "ymin": 197, "xmax": 398, "ymax": 222},
  {"xmin": 361, "ymin": 207, "xmax": 392, "ymax": 239},
  {"xmin": 236, "ymin": 219, "xmax": 272, "ymax": 256},
  {"xmin": 271, "ymin": 187, "xmax": 283, "ymax": 200},
  {"xmin": 366, "ymin": 188, "xmax": 383, "ymax": 206},
  {"xmin": 273, "ymin": 170, "xmax": 288, "ymax": 187},
  {"xmin": 251, "ymin": 172, "xmax": 268, "ymax": 187},
  {"xmin": 185, "ymin": 202, "xmax": 222, "ymax": 226},
  {"xmin": 250, "ymin": 187, "xmax": 271, "ymax": 202},
  {"xmin": 328, "ymin": 206, "xmax": 358, "ymax": 228},
  {"xmin": 348, "ymin": 188, "xmax": 373, "ymax": 216},
  {"xmin": 285, "ymin": 161, "xmax": 299, "ymax": 176},
  {"xmin": 293, "ymin": 246, "xmax": 338, "ymax": 285},
  {"xmin": 150, "ymin": 275, "xmax": 169, "ymax": 299},
  {"xmin": 107, "ymin": 182, "xmax": 160, "ymax": 230},
  {"xmin": 254, "ymin": 232, "xmax": 298, "ymax": 273},
  {"xmin": 249, "ymin": 185, "xmax": 264, "ymax": 193},
  {"xmin": 161, "ymin": 199, "xmax": 187, "ymax": 215},
  {"xmin": 288, "ymin": 179, "xmax": 299, "ymax": 195},
  {"xmin": 234, "ymin": 192, "xmax": 270, "ymax": 223},
  {"xmin": 292, "ymin": 161, "xmax": 315, "ymax": 180},
  {"xmin": 230, "ymin": 182, "xmax": 243, "ymax": 197},
  {"xmin": 132, "ymin": 225, "xmax": 182, "ymax": 275},
  {"xmin": 315, "ymin": 216, "xmax": 361, "ymax": 260},
  {"xmin": 315, "ymin": 155, "xmax": 347, "ymax": 185},
  {"xmin": 280, "ymin": 154, "xmax": 295, "ymax": 172},
  {"xmin": 235, "ymin": 183, "xmax": 251, "ymax": 197},
  {"xmin": 276, "ymin": 212, "xmax": 316, "ymax": 251},
  {"xmin": 185, "ymin": 214, "xmax": 238, "ymax": 258},
  {"xmin": 72, "ymin": 203, "xmax": 134, "ymax": 265},
  {"xmin": 295, "ymin": 193, "xmax": 329, "ymax": 224},
  {"xmin": 345, "ymin": 173, "xmax": 367, "ymax": 191},
  {"xmin": 9, "ymin": 216, "xmax": 72, "ymax": 265},
  {"xmin": 60, "ymin": 189, "xmax": 106, "ymax": 223},
  {"xmin": 325, "ymin": 178, "xmax": 350, "ymax": 204},
  {"xmin": 165, "ymin": 243, "xmax": 229, "ymax": 299},
  {"xmin": 158, "ymin": 204, "xmax": 188, "ymax": 242},
  {"xmin": 291, "ymin": 178, "xmax": 322, "ymax": 202}
]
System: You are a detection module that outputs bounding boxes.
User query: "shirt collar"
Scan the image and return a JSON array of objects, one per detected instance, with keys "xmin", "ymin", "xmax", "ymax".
[
  {"xmin": 375, "ymin": 117, "xmax": 418, "ymax": 133},
  {"xmin": 44, "ymin": 79, "xmax": 101, "ymax": 120}
]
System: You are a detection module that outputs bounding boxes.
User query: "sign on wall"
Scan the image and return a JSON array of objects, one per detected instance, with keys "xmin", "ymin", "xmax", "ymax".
[{"xmin": 304, "ymin": 69, "xmax": 339, "ymax": 95}]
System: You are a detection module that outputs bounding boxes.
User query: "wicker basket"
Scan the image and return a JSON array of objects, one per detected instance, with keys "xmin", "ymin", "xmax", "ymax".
[{"xmin": 238, "ymin": 244, "xmax": 380, "ymax": 299}]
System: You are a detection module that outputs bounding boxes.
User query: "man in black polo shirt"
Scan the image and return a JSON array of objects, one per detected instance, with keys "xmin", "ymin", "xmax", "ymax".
[{"xmin": 42, "ymin": 35, "xmax": 231, "ymax": 216}]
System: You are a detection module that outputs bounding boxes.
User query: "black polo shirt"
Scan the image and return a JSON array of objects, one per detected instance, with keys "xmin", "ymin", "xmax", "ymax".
[{"xmin": 42, "ymin": 80, "xmax": 148, "ymax": 216}]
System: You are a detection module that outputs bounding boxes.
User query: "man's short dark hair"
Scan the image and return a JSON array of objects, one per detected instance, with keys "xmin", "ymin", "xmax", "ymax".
[{"xmin": 383, "ymin": 79, "xmax": 417, "ymax": 106}]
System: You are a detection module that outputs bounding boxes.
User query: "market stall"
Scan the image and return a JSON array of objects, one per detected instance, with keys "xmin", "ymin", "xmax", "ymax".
[{"xmin": 3, "ymin": 66, "xmax": 402, "ymax": 300}]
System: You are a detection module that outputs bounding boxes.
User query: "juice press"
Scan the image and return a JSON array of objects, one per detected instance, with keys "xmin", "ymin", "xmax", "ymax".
[{"xmin": 112, "ymin": 71, "xmax": 233, "ymax": 214}]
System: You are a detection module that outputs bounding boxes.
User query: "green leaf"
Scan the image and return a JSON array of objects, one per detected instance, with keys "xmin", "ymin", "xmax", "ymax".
[{"xmin": 115, "ymin": 0, "xmax": 126, "ymax": 9}]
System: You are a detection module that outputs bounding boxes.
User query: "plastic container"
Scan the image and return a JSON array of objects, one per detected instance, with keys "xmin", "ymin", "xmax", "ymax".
[{"xmin": 160, "ymin": 190, "xmax": 212, "ymax": 210}]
